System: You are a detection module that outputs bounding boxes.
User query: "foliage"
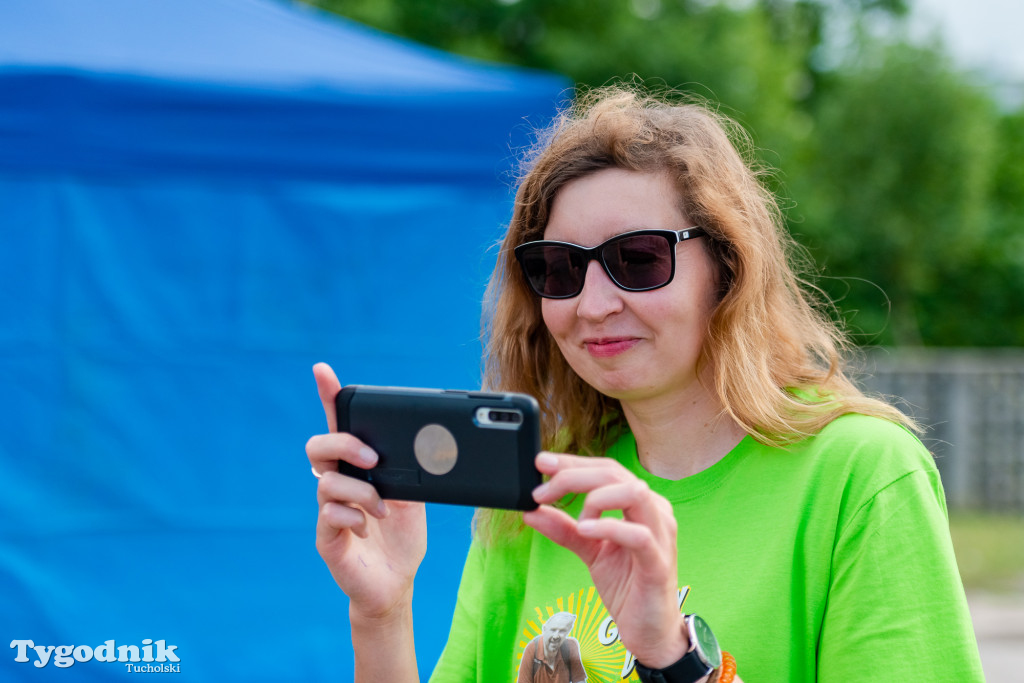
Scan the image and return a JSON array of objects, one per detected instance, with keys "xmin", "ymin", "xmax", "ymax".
[
  {"xmin": 793, "ymin": 43, "xmax": 999, "ymax": 345},
  {"xmin": 305, "ymin": 0, "xmax": 1024, "ymax": 346}
]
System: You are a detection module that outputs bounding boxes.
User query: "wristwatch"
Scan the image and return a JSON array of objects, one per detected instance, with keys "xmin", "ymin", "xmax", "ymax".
[{"xmin": 635, "ymin": 614, "xmax": 722, "ymax": 683}]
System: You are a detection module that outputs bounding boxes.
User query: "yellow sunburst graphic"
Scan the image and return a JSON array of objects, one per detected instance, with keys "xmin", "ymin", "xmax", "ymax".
[{"xmin": 512, "ymin": 587, "xmax": 640, "ymax": 682}]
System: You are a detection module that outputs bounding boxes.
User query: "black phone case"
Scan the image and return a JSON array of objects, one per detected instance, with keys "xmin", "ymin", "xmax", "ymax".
[{"xmin": 335, "ymin": 385, "xmax": 542, "ymax": 510}]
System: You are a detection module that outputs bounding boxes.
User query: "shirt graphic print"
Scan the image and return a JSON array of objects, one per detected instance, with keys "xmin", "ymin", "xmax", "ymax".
[{"xmin": 513, "ymin": 586, "xmax": 690, "ymax": 682}]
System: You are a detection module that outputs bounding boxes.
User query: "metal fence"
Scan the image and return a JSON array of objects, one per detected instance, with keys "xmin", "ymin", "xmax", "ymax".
[{"xmin": 857, "ymin": 348, "xmax": 1024, "ymax": 512}]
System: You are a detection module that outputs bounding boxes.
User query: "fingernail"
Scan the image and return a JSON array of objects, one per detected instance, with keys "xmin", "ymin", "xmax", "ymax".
[
  {"xmin": 537, "ymin": 452, "xmax": 557, "ymax": 468},
  {"xmin": 311, "ymin": 466, "xmax": 322, "ymax": 479},
  {"xmin": 359, "ymin": 446, "xmax": 378, "ymax": 467},
  {"xmin": 533, "ymin": 482, "xmax": 550, "ymax": 501},
  {"xmin": 376, "ymin": 500, "xmax": 389, "ymax": 518},
  {"xmin": 578, "ymin": 519, "xmax": 597, "ymax": 534}
]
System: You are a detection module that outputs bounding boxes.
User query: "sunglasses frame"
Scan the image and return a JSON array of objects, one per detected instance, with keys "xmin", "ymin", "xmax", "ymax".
[{"xmin": 514, "ymin": 227, "xmax": 707, "ymax": 299}]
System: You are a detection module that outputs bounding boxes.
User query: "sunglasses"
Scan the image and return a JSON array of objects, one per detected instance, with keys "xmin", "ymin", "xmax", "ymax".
[{"xmin": 514, "ymin": 227, "xmax": 707, "ymax": 299}]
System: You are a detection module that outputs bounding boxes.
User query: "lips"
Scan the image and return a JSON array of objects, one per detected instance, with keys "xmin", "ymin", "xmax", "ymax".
[{"xmin": 583, "ymin": 337, "xmax": 641, "ymax": 358}]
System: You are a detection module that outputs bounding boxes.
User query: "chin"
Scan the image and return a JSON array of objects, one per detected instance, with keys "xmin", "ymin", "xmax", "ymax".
[
  {"xmin": 590, "ymin": 371, "xmax": 684, "ymax": 404},
  {"xmin": 588, "ymin": 377, "xmax": 650, "ymax": 401}
]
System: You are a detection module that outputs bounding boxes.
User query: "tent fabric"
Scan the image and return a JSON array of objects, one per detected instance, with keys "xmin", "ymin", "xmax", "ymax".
[
  {"xmin": 1, "ymin": 72, "xmax": 551, "ymax": 181},
  {"xmin": 0, "ymin": 0, "xmax": 564, "ymax": 181},
  {"xmin": 0, "ymin": 1, "xmax": 567, "ymax": 680}
]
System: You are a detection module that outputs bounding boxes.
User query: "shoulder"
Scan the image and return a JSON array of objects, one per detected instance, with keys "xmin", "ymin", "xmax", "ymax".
[
  {"xmin": 741, "ymin": 412, "xmax": 936, "ymax": 489},
  {"xmin": 799, "ymin": 413, "xmax": 947, "ymax": 520},
  {"xmin": 799, "ymin": 413, "xmax": 934, "ymax": 472},
  {"xmin": 815, "ymin": 411, "xmax": 921, "ymax": 443},
  {"xmin": 743, "ymin": 413, "xmax": 942, "ymax": 512}
]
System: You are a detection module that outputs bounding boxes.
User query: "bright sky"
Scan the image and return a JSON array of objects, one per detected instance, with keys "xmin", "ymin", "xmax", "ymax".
[{"xmin": 911, "ymin": 0, "xmax": 1024, "ymax": 79}]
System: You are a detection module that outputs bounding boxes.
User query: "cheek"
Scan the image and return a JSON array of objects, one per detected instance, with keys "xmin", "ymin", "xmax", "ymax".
[
  {"xmin": 675, "ymin": 253, "xmax": 720, "ymax": 322},
  {"xmin": 540, "ymin": 299, "xmax": 570, "ymax": 338}
]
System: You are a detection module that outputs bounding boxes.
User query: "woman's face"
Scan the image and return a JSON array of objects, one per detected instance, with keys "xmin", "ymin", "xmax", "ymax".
[{"xmin": 540, "ymin": 167, "xmax": 720, "ymax": 407}]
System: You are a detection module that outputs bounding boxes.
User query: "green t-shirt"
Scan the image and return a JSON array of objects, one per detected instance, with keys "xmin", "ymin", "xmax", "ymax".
[{"xmin": 430, "ymin": 414, "xmax": 984, "ymax": 682}]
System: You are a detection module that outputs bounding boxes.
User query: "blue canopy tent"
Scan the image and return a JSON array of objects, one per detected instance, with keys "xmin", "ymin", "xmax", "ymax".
[{"xmin": 0, "ymin": 0, "xmax": 565, "ymax": 679}]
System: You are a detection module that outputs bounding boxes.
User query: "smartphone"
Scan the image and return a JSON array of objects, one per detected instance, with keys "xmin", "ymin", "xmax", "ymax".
[{"xmin": 335, "ymin": 385, "xmax": 542, "ymax": 510}]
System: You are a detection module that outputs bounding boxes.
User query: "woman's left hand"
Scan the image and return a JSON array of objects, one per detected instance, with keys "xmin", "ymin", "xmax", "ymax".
[{"xmin": 523, "ymin": 452, "xmax": 689, "ymax": 669}]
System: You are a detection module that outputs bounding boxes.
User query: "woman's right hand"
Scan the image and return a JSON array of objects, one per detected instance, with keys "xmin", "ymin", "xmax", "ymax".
[{"xmin": 306, "ymin": 362, "xmax": 427, "ymax": 621}]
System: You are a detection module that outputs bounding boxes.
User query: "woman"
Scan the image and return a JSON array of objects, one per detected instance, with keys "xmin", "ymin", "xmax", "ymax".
[{"xmin": 306, "ymin": 87, "xmax": 984, "ymax": 682}]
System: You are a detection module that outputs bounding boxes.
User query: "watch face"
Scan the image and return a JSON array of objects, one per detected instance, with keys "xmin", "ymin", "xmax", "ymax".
[{"xmin": 689, "ymin": 615, "xmax": 722, "ymax": 669}]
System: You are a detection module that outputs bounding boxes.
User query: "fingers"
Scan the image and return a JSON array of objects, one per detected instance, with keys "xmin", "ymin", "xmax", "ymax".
[
  {"xmin": 535, "ymin": 451, "xmax": 624, "ymax": 474},
  {"xmin": 309, "ymin": 364, "xmax": 389, "ymax": 539},
  {"xmin": 317, "ymin": 470, "xmax": 388, "ymax": 518},
  {"xmin": 307, "ymin": 423, "xmax": 389, "ymax": 537},
  {"xmin": 529, "ymin": 451, "xmax": 677, "ymax": 562},
  {"xmin": 313, "ymin": 362, "xmax": 341, "ymax": 432},
  {"xmin": 315, "ymin": 470, "xmax": 390, "ymax": 543},
  {"xmin": 308, "ymin": 364, "xmax": 379, "ymax": 478},
  {"xmin": 532, "ymin": 465, "xmax": 633, "ymax": 505},
  {"xmin": 319, "ymin": 501, "xmax": 372, "ymax": 539},
  {"xmin": 525, "ymin": 498, "xmax": 668, "ymax": 560},
  {"xmin": 523, "ymin": 505, "xmax": 599, "ymax": 562},
  {"xmin": 575, "ymin": 516, "xmax": 661, "ymax": 552},
  {"xmin": 578, "ymin": 480, "xmax": 677, "ymax": 528},
  {"xmin": 533, "ymin": 452, "xmax": 669, "ymax": 527},
  {"xmin": 531, "ymin": 452, "xmax": 626, "ymax": 503},
  {"xmin": 306, "ymin": 431, "xmax": 377, "ymax": 475}
]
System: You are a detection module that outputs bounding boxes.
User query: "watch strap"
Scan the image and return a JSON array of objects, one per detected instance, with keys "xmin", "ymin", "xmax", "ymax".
[{"xmin": 634, "ymin": 648, "xmax": 713, "ymax": 683}]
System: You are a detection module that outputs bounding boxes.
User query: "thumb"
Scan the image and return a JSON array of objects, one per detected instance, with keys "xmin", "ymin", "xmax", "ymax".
[{"xmin": 312, "ymin": 362, "xmax": 342, "ymax": 432}]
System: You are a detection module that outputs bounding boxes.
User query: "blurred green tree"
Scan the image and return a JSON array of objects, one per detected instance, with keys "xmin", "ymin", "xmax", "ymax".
[
  {"xmin": 792, "ymin": 43, "xmax": 1000, "ymax": 345},
  {"xmin": 308, "ymin": 0, "xmax": 823, "ymax": 157},
  {"xmin": 944, "ymin": 109, "xmax": 1024, "ymax": 346},
  {"xmin": 304, "ymin": 0, "xmax": 1024, "ymax": 347}
]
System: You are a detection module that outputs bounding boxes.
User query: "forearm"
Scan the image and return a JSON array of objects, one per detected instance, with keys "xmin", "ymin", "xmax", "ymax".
[{"xmin": 351, "ymin": 602, "xmax": 419, "ymax": 683}]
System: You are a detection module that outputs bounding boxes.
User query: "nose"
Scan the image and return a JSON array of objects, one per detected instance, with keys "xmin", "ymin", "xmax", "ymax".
[{"xmin": 575, "ymin": 259, "xmax": 624, "ymax": 321}]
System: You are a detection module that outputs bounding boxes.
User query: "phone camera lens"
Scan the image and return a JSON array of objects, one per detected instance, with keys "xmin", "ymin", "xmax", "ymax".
[{"xmin": 481, "ymin": 409, "xmax": 522, "ymax": 425}]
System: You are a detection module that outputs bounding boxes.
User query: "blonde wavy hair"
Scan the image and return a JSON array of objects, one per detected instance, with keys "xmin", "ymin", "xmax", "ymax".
[{"xmin": 477, "ymin": 85, "xmax": 914, "ymax": 536}]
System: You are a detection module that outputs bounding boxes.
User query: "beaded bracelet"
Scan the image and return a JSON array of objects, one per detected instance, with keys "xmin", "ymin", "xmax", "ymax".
[{"xmin": 716, "ymin": 651, "xmax": 737, "ymax": 683}]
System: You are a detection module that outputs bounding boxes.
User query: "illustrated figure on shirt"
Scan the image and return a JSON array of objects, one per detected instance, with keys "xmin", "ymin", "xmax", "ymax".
[{"xmin": 517, "ymin": 611, "xmax": 587, "ymax": 683}]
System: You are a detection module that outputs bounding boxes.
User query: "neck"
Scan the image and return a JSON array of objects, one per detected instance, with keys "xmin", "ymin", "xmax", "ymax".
[{"xmin": 620, "ymin": 378, "xmax": 746, "ymax": 480}]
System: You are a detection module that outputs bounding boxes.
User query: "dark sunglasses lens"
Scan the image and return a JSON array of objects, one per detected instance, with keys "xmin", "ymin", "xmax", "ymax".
[
  {"xmin": 603, "ymin": 234, "xmax": 674, "ymax": 290},
  {"xmin": 520, "ymin": 245, "xmax": 585, "ymax": 297}
]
